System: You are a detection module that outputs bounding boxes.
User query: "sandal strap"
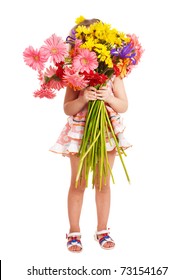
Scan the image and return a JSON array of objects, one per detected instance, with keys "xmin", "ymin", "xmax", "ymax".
[
  {"xmin": 95, "ymin": 229, "xmax": 110, "ymax": 236},
  {"xmin": 94, "ymin": 229, "xmax": 115, "ymax": 249},
  {"xmin": 67, "ymin": 238, "xmax": 82, "ymax": 248},
  {"xmin": 66, "ymin": 232, "xmax": 82, "ymax": 250},
  {"xmin": 66, "ymin": 232, "xmax": 81, "ymax": 239},
  {"xmin": 99, "ymin": 235, "xmax": 114, "ymax": 247}
]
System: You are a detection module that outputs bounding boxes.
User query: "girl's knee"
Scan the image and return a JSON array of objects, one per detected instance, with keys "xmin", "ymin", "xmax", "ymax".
[
  {"xmin": 70, "ymin": 181, "xmax": 87, "ymax": 193},
  {"xmin": 95, "ymin": 183, "xmax": 110, "ymax": 193}
]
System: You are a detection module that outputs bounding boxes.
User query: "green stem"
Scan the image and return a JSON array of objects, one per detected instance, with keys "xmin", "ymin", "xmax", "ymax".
[
  {"xmin": 76, "ymin": 131, "xmax": 101, "ymax": 187},
  {"xmin": 99, "ymin": 104, "xmax": 105, "ymax": 190},
  {"xmin": 76, "ymin": 90, "xmax": 130, "ymax": 188},
  {"xmin": 78, "ymin": 100, "xmax": 97, "ymax": 154},
  {"xmin": 105, "ymin": 109, "xmax": 130, "ymax": 183},
  {"xmin": 80, "ymin": 101, "xmax": 100, "ymax": 154}
]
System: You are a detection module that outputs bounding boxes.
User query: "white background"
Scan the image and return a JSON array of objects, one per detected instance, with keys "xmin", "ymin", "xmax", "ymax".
[{"xmin": 0, "ymin": 0, "xmax": 193, "ymax": 279}]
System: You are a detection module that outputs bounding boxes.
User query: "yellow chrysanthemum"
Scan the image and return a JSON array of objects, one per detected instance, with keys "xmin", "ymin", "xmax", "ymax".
[
  {"xmin": 75, "ymin": 15, "xmax": 85, "ymax": 25},
  {"xmin": 119, "ymin": 32, "xmax": 130, "ymax": 43},
  {"xmin": 105, "ymin": 56, "xmax": 113, "ymax": 68},
  {"xmin": 89, "ymin": 21, "xmax": 106, "ymax": 32},
  {"xmin": 90, "ymin": 22, "xmax": 112, "ymax": 42},
  {"xmin": 80, "ymin": 38, "xmax": 96, "ymax": 51},
  {"xmin": 94, "ymin": 43, "xmax": 108, "ymax": 54},
  {"xmin": 106, "ymin": 33, "xmax": 119, "ymax": 45},
  {"xmin": 75, "ymin": 25, "xmax": 90, "ymax": 40},
  {"xmin": 75, "ymin": 20, "xmax": 130, "ymax": 49},
  {"xmin": 94, "ymin": 44, "xmax": 112, "ymax": 67}
]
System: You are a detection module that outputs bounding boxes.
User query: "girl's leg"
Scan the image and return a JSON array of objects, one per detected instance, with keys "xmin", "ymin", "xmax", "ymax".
[
  {"xmin": 67, "ymin": 154, "xmax": 86, "ymax": 252},
  {"xmin": 95, "ymin": 149, "xmax": 116, "ymax": 248}
]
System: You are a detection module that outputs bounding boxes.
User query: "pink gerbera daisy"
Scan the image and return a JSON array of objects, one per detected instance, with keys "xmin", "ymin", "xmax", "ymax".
[
  {"xmin": 41, "ymin": 34, "xmax": 69, "ymax": 63},
  {"xmin": 33, "ymin": 85, "xmax": 56, "ymax": 99},
  {"xmin": 44, "ymin": 66, "xmax": 66, "ymax": 90},
  {"xmin": 72, "ymin": 48, "xmax": 98, "ymax": 73},
  {"xmin": 23, "ymin": 46, "xmax": 47, "ymax": 71},
  {"xmin": 63, "ymin": 67, "xmax": 88, "ymax": 90}
]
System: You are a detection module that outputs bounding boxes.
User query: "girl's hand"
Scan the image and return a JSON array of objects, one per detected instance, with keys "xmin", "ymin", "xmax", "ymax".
[
  {"xmin": 82, "ymin": 86, "xmax": 97, "ymax": 102},
  {"xmin": 96, "ymin": 86, "xmax": 113, "ymax": 103}
]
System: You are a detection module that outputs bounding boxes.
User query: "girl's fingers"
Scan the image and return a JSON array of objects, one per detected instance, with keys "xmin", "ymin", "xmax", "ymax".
[
  {"xmin": 88, "ymin": 86, "xmax": 97, "ymax": 91},
  {"xmin": 97, "ymin": 88, "xmax": 108, "ymax": 95},
  {"xmin": 84, "ymin": 88, "xmax": 97, "ymax": 101},
  {"xmin": 96, "ymin": 94, "xmax": 103, "ymax": 100},
  {"xmin": 87, "ymin": 91, "xmax": 97, "ymax": 100},
  {"xmin": 84, "ymin": 87, "xmax": 96, "ymax": 94}
]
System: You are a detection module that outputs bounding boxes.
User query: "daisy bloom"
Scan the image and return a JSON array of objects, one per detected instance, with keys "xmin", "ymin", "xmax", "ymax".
[
  {"xmin": 33, "ymin": 85, "xmax": 56, "ymax": 99},
  {"xmin": 63, "ymin": 67, "xmax": 88, "ymax": 90},
  {"xmin": 23, "ymin": 46, "xmax": 47, "ymax": 71},
  {"xmin": 41, "ymin": 34, "xmax": 69, "ymax": 63},
  {"xmin": 72, "ymin": 48, "xmax": 98, "ymax": 73}
]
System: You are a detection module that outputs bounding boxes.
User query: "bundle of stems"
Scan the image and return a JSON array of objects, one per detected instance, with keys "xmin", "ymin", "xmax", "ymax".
[{"xmin": 75, "ymin": 99, "xmax": 130, "ymax": 190}]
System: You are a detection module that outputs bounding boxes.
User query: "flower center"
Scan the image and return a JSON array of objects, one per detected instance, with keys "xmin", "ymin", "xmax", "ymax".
[
  {"xmin": 34, "ymin": 55, "xmax": 39, "ymax": 61},
  {"xmin": 81, "ymin": 58, "xmax": 88, "ymax": 65},
  {"xmin": 51, "ymin": 48, "xmax": 58, "ymax": 54}
]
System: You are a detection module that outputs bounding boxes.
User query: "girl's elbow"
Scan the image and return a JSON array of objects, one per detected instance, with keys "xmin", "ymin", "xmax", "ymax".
[
  {"xmin": 63, "ymin": 105, "xmax": 70, "ymax": 116},
  {"xmin": 64, "ymin": 110, "xmax": 71, "ymax": 116},
  {"xmin": 120, "ymin": 102, "xmax": 128, "ymax": 113}
]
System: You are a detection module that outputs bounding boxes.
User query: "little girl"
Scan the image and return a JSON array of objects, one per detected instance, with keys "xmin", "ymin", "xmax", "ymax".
[{"xmin": 50, "ymin": 19, "xmax": 131, "ymax": 252}]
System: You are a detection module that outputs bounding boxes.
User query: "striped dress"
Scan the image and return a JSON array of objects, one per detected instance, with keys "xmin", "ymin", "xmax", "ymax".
[{"xmin": 49, "ymin": 79, "xmax": 132, "ymax": 156}]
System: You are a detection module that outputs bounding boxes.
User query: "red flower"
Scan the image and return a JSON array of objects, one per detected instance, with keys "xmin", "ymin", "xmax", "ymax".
[
  {"xmin": 55, "ymin": 62, "xmax": 64, "ymax": 79},
  {"xmin": 113, "ymin": 64, "xmax": 121, "ymax": 76},
  {"xmin": 82, "ymin": 71, "xmax": 108, "ymax": 86}
]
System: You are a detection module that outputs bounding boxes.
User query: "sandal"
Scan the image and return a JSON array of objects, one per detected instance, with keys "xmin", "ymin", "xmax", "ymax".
[
  {"xmin": 66, "ymin": 232, "xmax": 82, "ymax": 253},
  {"xmin": 94, "ymin": 229, "xmax": 115, "ymax": 250}
]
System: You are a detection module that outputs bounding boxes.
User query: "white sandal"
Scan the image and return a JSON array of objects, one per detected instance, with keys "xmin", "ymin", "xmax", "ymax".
[
  {"xmin": 66, "ymin": 232, "xmax": 82, "ymax": 253},
  {"xmin": 94, "ymin": 229, "xmax": 115, "ymax": 250}
]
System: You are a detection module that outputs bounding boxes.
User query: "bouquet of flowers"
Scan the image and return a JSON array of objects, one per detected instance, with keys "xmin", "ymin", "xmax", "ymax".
[{"xmin": 23, "ymin": 16, "xmax": 143, "ymax": 189}]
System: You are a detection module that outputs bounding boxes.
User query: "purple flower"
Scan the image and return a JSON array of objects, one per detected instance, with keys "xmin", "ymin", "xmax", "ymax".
[
  {"xmin": 111, "ymin": 43, "xmax": 136, "ymax": 61},
  {"xmin": 66, "ymin": 30, "xmax": 76, "ymax": 45},
  {"xmin": 66, "ymin": 36, "xmax": 76, "ymax": 45}
]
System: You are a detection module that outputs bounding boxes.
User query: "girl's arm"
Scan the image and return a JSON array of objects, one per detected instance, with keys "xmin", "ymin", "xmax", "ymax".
[
  {"xmin": 63, "ymin": 86, "xmax": 97, "ymax": 116},
  {"xmin": 96, "ymin": 77, "xmax": 128, "ymax": 113}
]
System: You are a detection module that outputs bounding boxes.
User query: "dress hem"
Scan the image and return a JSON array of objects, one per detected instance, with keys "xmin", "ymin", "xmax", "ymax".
[{"xmin": 49, "ymin": 143, "xmax": 133, "ymax": 157}]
